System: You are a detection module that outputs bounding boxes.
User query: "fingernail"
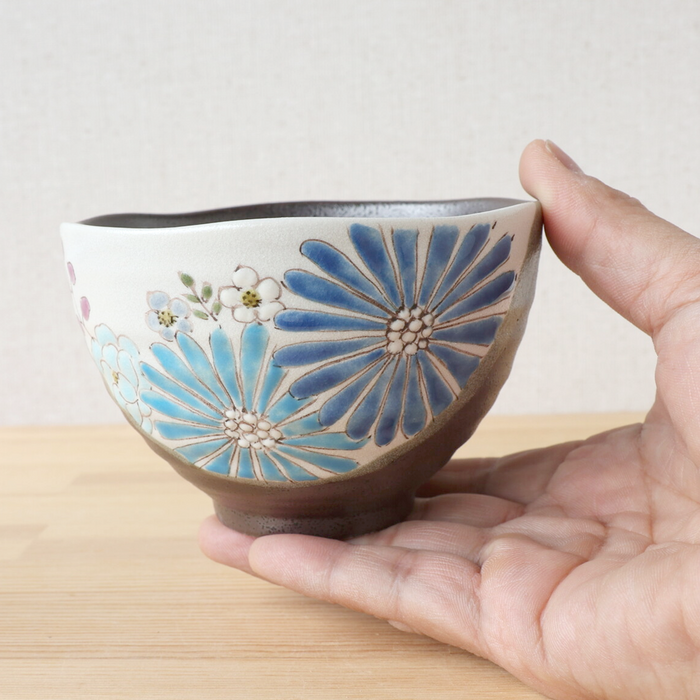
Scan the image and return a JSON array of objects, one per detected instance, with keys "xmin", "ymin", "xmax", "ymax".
[{"xmin": 545, "ymin": 140, "xmax": 583, "ymax": 174}]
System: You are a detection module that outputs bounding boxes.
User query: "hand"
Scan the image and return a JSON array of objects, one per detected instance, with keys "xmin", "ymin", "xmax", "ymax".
[{"xmin": 199, "ymin": 140, "xmax": 700, "ymax": 700}]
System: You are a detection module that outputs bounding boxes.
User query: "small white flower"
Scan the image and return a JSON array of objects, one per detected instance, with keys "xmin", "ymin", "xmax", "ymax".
[
  {"xmin": 219, "ymin": 266, "xmax": 284, "ymax": 323},
  {"xmin": 146, "ymin": 291, "xmax": 193, "ymax": 341}
]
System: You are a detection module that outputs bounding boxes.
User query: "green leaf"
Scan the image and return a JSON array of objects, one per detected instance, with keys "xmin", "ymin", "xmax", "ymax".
[
  {"xmin": 180, "ymin": 272, "xmax": 194, "ymax": 287},
  {"xmin": 212, "ymin": 301, "xmax": 222, "ymax": 316},
  {"xmin": 185, "ymin": 294, "xmax": 200, "ymax": 303},
  {"xmin": 202, "ymin": 284, "xmax": 213, "ymax": 302},
  {"xmin": 193, "ymin": 309, "xmax": 209, "ymax": 320}
]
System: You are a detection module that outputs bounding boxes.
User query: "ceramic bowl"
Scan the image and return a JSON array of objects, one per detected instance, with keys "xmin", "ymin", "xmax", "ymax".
[{"xmin": 61, "ymin": 198, "xmax": 541, "ymax": 538}]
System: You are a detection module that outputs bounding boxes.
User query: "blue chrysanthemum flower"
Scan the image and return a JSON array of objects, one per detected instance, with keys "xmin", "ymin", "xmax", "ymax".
[
  {"xmin": 139, "ymin": 323, "xmax": 367, "ymax": 482},
  {"xmin": 273, "ymin": 222, "xmax": 515, "ymax": 446}
]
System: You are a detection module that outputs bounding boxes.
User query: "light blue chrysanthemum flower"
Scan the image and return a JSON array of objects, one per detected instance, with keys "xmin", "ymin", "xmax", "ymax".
[
  {"xmin": 91, "ymin": 324, "xmax": 153, "ymax": 433},
  {"xmin": 139, "ymin": 323, "xmax": 367, "ymax": 482},
  {"xmin": 273, "ymin": 223, "xmax": 515, "ymax": 446}
]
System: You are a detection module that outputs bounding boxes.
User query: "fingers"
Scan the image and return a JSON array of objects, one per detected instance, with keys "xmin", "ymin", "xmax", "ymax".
[
  {"xmin": 351, "ymin": 519, "xmax": 488, "ymax": 561},
  {"xmin": 416, "ymin": 457, "xmax": 495, "ymax": 497},
  {"xmin": 347, "ymin": 510, "xmax": 585, "ymax": 564},
  {"xmin": 520, "ymin": 139, "xmax": 700, "ymax": 338},
  {"xmin": 244, "ymin": 530, "xmax": 592, "ymax": 670},
  {"xmin": 418, "ymin": 441, "xmax": 583, "ymax": 504},
  {"xmin": 247, "ymin": 534, "xmax": 485, "ymax": 654},
  {"xmin": 409, "ymin": 493, "xmax": 525, "ymax": 526},
  {"xmin": 198, "ymin": 515, "xmax": 257, "ymax": 576},
  {"xmin": 347, "ymin": 493, "xmax": 524, "ymax": 563}
]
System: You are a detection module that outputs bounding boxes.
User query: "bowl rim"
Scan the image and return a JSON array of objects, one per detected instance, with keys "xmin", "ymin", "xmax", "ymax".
[{"xmin": 77, "ymin": 197, "xmax": 534, "ymax": 229}]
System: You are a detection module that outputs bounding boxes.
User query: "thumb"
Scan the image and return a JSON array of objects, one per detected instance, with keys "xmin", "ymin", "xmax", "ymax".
[{"xmin": 519, "ymin": 140, "xmax": 700, "ymax": 338}]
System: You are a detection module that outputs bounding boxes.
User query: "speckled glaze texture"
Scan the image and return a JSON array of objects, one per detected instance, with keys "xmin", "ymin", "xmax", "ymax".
[{"xmin": 62, "ymin": 199, "xmax": 541, "ymax": 538}]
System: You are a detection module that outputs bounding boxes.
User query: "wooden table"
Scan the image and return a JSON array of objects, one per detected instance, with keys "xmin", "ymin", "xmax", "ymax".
[{"xmin": 0, "ymin": 414, "xmax": 644, "ymax": 699}]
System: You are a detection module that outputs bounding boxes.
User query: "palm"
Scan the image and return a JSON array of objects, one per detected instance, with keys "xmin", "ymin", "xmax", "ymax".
[
  {"xmin": 199, "ymin": 141, "xmax": 700, "ymax": 700},
  {"xmin": 399, "ymin": 401, "xmax": 700, "ymax": 698}
]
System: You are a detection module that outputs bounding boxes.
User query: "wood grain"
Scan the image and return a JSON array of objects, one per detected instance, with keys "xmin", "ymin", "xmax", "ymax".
[{"xmin": 0, "ymin": 414, "xmax": 644, "ymax": 699}]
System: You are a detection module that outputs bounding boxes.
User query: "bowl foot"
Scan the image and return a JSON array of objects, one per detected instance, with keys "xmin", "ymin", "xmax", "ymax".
[{"xmin": 213, "ymin": 494, "xmax": 415, "ymax": 539}]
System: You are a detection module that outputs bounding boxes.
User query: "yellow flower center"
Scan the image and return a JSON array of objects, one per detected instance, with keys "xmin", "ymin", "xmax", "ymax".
[
  {"xmin": 241, "ymin": 289, "xmax": 262, "ymax": 308},
  {"xmin": 112, "ymin": 371, "xmax": 120, "ymax": 384},
  {"xmin": 157, "ymin": 309, "xmax": 178, "ymax": 327}
]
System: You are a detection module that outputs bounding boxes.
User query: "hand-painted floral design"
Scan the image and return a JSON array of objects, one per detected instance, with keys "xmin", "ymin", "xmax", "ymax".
[
  {"xmin": 273, "ymin": 223, "xmax": 515, "ymax": 446},
  {"xmin": 179, "ymin": 272, "xmax": 221, "ymax": 321},
  {"xmin": 79, "ymin": 296, "xmax": 91, "ymax": 322},
  {"xmin": 139, "ymin": 323, "xmax": 366, "ymax": 481},
  {"xmin": 219, "ymin": 266, "xmax": 284, "ymax": 323},
  {"xmin": 91, "ymin": 324, "xmax": 153, "ymax": 433},
  {"xmin": 66, "ymin": 261, "xmax": 90, "ymax": 325},
  {"xmin": 146, "ymin": 291, "xmax": 193, "ymax": 340}
]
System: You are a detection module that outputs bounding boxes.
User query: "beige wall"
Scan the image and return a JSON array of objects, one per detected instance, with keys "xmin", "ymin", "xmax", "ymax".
[{"xmin": 1, "ymin": 0, "xmax": 698, "ymax": 425}]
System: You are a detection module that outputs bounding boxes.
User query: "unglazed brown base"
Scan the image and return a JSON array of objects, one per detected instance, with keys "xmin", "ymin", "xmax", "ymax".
[{"xmin": 213, "ymin": 492, "xmax": 415, "ymax": 538}]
